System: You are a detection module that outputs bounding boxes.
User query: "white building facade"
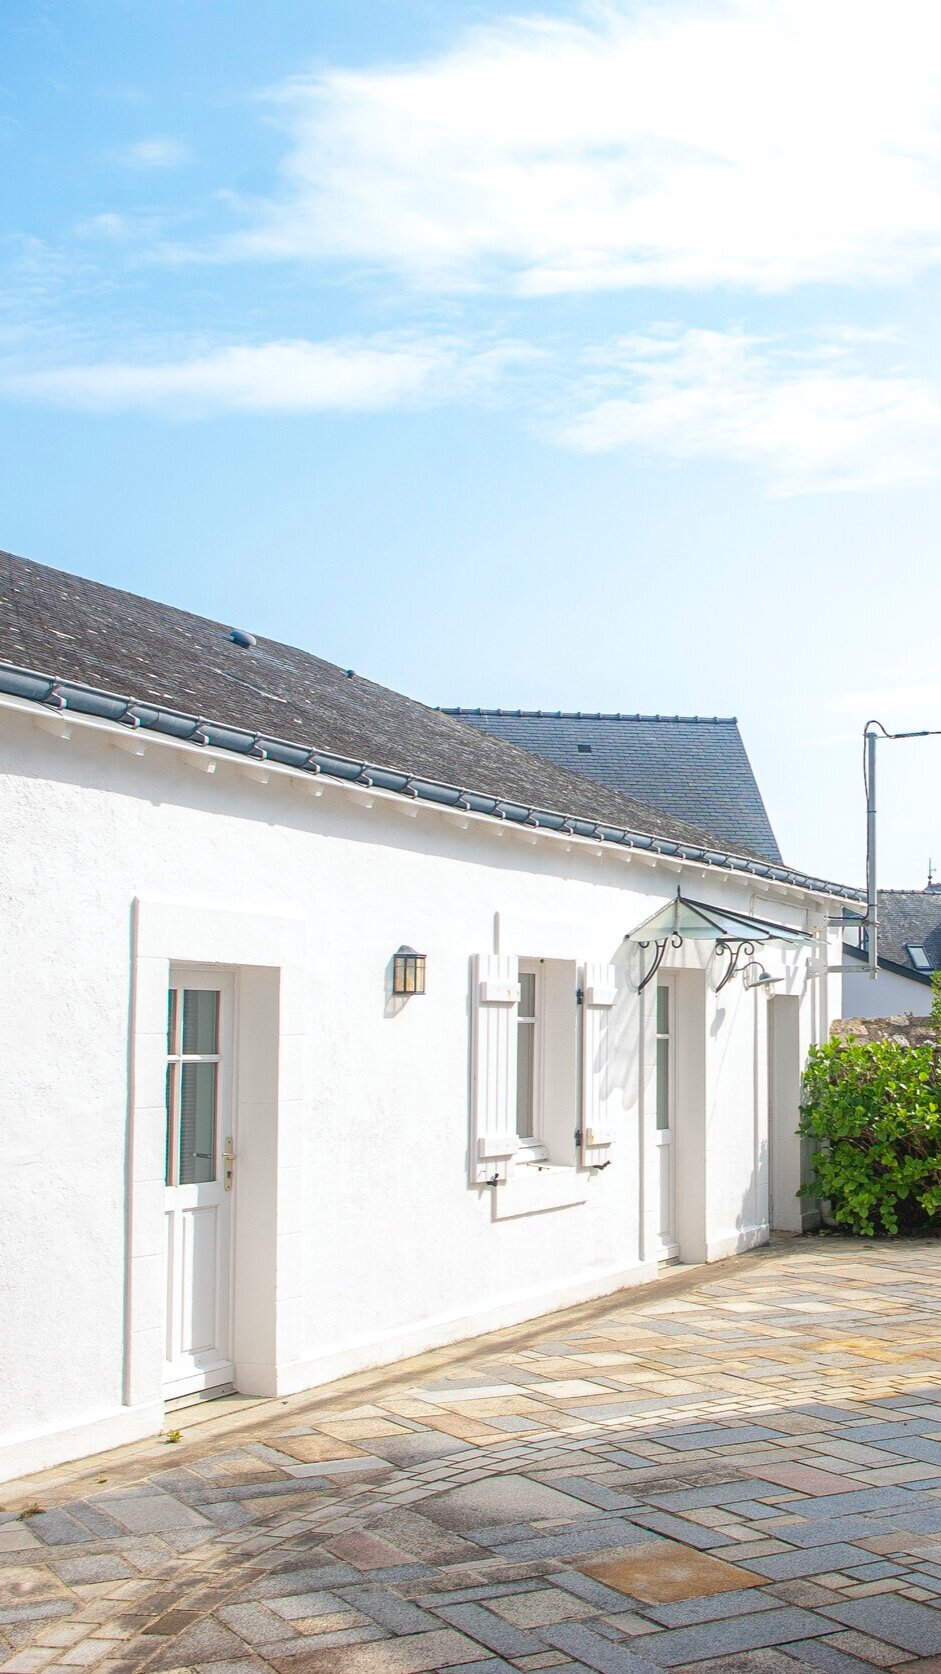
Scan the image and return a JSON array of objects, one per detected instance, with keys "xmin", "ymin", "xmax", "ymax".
[
  {"xmin": 842, "ymin": 888, "xmax": 941, "ymax": 1018},
  {"xmin": 0, "ymin": 684, "xmax": 853, "ymax": 1485},
  {"xmin": 843, "ymin": 959, "xmax": 932, "ymax": 1018}
]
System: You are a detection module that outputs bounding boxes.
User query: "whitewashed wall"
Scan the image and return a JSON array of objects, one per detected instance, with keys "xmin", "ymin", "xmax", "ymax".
[
  {"xmin": 0, "ymin": 700, "xmax": 840, "ymax": 1480},
  {"xmin": 843, "ymin": 964, "xmax": 932, "ymax": 1018}
]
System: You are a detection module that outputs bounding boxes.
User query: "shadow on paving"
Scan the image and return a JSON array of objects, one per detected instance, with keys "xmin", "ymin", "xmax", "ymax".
[{"xmin": 5, "ymin": 1239, "xmax": 941, "ymax": 1671}]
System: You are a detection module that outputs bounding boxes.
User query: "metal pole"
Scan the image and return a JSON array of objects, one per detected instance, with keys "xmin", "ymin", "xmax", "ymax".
[{"xmin": 866, "ymin": 727, "xmax": 878, "ymax": 978}]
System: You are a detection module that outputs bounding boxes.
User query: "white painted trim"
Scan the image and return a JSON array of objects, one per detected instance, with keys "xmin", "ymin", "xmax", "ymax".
[
  {"xmin": 493, "ymin": 1164, "xmax": 589, "ymax": 1220},
  {"xmin": 0, "ymin": 690, "xmax": 853, "ymax": 907},
  {"xmin": 0, "ymin": 1401, "xmax": 163, "ymax": 1488},
  {"xmin": 128, "ymin": 900, "xmax": 308, "ymax": 1415},
  {"xmin": 471, "ymin": 952, "xmax": 519, "ymax": 1185},
  {"xmin": 705, "ymin": 1223, "xmax": 770, "ymax": 1262},
  {"xmin": 273, "ymin": 1258, "xmax": 659, "ymax": 1397},
  {"xmin": 584, "ymin": 1127, "xmax": 615, "ymax": 1148},
  {"xmin": 479, "ymin": 978, "xmax": 521, "ymax": 1004},
  {"xmin": 477, "ymin": 1132, "xmax": 518, "ymax": 1159}
]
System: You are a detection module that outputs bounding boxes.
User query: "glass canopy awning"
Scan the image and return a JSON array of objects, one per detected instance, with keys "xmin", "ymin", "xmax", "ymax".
[{"xmin": 627, "ymin": 889, "xmax": 816, "ymax": 991}]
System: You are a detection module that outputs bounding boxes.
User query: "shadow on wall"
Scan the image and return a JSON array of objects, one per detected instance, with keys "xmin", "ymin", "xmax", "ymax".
[{"xmin": 610, "ymin": 938, "xmax": 642, "ymax": 1131}]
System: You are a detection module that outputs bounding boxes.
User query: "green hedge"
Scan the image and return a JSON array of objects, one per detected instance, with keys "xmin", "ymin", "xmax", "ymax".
[{"xmin": 799, "ymin": 1036, "xmax": 941, "ymax": 1235}]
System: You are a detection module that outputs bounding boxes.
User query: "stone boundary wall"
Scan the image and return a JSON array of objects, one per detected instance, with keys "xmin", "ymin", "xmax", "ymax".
[{"xmin": 832, "ymin": 1015, "xmax": 940, "ymax": 1046}]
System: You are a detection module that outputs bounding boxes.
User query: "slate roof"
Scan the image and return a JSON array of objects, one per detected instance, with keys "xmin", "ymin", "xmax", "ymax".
[
  {"xmin": 845, "ymin": 889, "xmax": 941, "ymax": 983},
  {"xmin": 440, "ymin": 710, "xmax": 782, "ymax": 863},
  {"xmin": 0, "ymin": 549, "xmax": 859, "ymax": 899},
  {"xmin": 0, "ymin": 550, "xmax": 733, "ymax": 848}
]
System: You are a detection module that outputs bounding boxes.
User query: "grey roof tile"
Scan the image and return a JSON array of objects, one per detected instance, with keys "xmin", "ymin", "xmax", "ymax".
[
  {"xmin": 843, "ymin": 888, "xmax": 941, "ymax": 979},
  {"xmin": 0, "ymin": 550, "xmax": 729, "ymax": 853},
  {"xmin": 873, "ymin": 889, "xmax": 941, "ymax": 971},
  {"xmin": 440, "ymin": 710, "xmax": 781, "ymax": 863},
  {"xmin": 0, "ymin": 550, "xmax": 858, "ymax": 898}
]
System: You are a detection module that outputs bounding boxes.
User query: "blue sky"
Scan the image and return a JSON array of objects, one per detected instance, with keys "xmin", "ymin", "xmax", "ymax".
[{"xmin": 4, "ymin": 0, "xmax": 941, "ymax": 886}]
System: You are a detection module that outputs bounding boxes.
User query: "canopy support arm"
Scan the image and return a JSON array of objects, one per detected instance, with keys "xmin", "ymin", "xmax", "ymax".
[
  {"xmin": 637, "ymin": 934, "xmax": 683, "ymax": 991},
  {"xmin": 715, "ymin": 939, "xmax": 756, "ymax": 993}
]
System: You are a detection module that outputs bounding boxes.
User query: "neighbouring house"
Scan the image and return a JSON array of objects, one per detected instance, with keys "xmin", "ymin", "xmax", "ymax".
[
  {"xmin": 0, "ymin": 550, "xmax": 859, "ymax": 1483},
  {"xmin": 440, "ymin": 709, "xmax": 781, "ymax": 862},
  {"xmin": 843, "ymin": 885, "xmax": 941, "ymax": 1018}
]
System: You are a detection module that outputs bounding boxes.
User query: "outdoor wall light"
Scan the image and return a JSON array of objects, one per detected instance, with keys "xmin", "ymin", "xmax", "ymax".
[
  {"xmin": 393, "ymin": 946, "xmax": 426, "ymax": 995},
  {"xmin": 741, "ymin": 961, "xmax": 782, "ymax": 992}
]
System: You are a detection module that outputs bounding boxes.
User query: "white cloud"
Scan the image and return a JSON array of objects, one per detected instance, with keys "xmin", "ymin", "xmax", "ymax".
[
  {"xmin": 73, "ymin": 213, "xmax": 130, "ymax": 240},
  {"xmin": 555, "ymin": 326, "xmax": 941, "ymax": 493},
  {"xmin": 117, "ymin": 137, "xmax": 189, "ymax": 169},
  {"xmin": 0, "ymin": 334, "xmax": 528, "ymax": 417},
  {"xmin": 832, "ymin": 682, "xmax": 941, "ymax": 713},
  {"xmin": 227, "ymin": 0, "xmax": 941, "ymax": 294}
]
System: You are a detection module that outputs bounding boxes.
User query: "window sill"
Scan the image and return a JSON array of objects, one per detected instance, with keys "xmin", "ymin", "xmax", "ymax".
[{"xmin": 492, "ymin": 1164, "xmax": 589, "ymax": 1221}]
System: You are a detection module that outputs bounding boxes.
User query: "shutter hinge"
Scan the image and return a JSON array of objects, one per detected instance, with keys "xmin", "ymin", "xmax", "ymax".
[
  {"xmin": 574, "ymin": 1128, "xmax": 582, "ymax": 1147},
  {"xmin": 576, "ymin": 987, "xmax": 584, "ymax": 1005}
]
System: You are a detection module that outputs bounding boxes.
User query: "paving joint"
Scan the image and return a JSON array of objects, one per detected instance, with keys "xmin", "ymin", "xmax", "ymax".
[{"xmin": 5, "ymin": 1237, "xmax": 941, "ymax": 1673}]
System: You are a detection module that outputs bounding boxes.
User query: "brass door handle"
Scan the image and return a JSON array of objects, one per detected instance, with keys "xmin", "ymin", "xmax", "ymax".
[{"xmin": 223, "ymin": 1137, "xmax": 236, "ymax": 1191}]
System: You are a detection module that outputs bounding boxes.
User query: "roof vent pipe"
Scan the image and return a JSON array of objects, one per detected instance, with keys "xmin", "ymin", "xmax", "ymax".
[{"xmin": 228, "ymin": 629, "xmax": 256, "ymax": 649}]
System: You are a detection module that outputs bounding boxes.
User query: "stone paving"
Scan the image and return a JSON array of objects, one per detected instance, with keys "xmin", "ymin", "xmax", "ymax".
[{"xmin": 8, "ymin": 1239, "xmax": 941, "ymax": 1674}]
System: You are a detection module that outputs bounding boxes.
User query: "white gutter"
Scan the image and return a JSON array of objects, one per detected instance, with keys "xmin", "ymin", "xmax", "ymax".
[{"xmin": 0, "ymin": 674, "xmax": 862, "ymax": 909}]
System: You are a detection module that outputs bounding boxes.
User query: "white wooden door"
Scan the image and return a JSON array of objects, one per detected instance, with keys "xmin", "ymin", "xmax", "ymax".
[
  {"xmin": 163, "ymin": 968, "xmax": 235, "ymax": 1399},
  {"xmin": 655, "ymin": 978, "xmax": 678, "ymax": 1259}
]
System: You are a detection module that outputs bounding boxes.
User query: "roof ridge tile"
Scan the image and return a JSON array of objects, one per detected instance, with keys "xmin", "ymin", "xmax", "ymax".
[{"xmin": 440, "ymin": 707, "xmax": 738, "ymax": 724}]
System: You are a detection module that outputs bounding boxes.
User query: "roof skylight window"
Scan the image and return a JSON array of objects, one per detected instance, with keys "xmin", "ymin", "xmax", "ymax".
[
  {"xmin": 577, "ymin": 743, "xmax": 592, "ymax": 753},
  {"xmin": 907, "ymin": 944, "xmax": 932, "ymax": 971}
]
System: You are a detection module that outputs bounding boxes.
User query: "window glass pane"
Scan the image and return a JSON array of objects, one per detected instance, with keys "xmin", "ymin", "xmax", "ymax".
[
  {"xmin": 519, "ymin": 971, "xmax": 536, "ymax": 1020},
  {"xmin": 656, "ymin": 1037, "xmax": 670, "ymax": 1130},
  {"xmin": 516, "ymin": 1024, "xmax": 535, "ymax": 1138},
  {"xmin": 179, "ymin": 1063, "xmax": 217, "ymax": 1184},
  {"xmin": 182, "ymin": 989, "xmax": 219, "ymax": 1056},
  {"xmin": 656, "ymin": 983, "xmax": 670, "ymax": 1035}
]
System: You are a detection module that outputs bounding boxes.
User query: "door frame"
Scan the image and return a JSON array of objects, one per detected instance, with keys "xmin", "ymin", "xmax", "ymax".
[
  {"xmin": 644, "ymin": 965, "xmax": 707, "ymax": 1267},
  {"xmin": 768, "ymin": 992, "xmax": 804, "ymax": 1232},
  {"xmin": 128, "ymin": 899, "xmax": 306, "ymax": 1414},
  {"xmin": 654, "ymin": 973, "xmax": 678, "ymax": 1260}
]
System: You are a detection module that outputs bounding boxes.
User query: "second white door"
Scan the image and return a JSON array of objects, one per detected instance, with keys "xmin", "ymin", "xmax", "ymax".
[
  {"xmin": 655, "ymin": 977, "xmax": 678, "ymax": 1260},
  {"xmin": 163, "ymin": 967, "xmax": 235, "ymax": 1400}
]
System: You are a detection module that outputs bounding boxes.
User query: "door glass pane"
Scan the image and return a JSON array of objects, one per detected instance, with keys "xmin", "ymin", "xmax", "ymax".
[
  {"xmin": 179, "ymin": 1062, "xmax": 217, "ymax": 1184},
  {"xmin": 656, "ymin": 983, "xmax": 670, "ymax": 1035},
  {"xmin": 656, "ymin": 1037, "xmax": 670, "ymax": 1130},
  {"xmin": 181, "ymin": 989, "xmax": 219, "ymax": 1055},
  {"xmin": 519, "ymin": 971, "xmax": 536, "ymax": 1019},
  {"xmin": 165, "ymin": 1062, "xmax": 176, "ymax": 1186},
  {"xmin": 516, "ymin": 1025, "xmax": 535, "ymax": 1138}
]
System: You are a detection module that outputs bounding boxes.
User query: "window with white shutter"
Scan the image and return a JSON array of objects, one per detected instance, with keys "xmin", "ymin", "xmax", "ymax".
[
  {"xmin": 580, "ymin": 961, "xmax": 618, "ymax": 1167},
  {"xmin": 471, "ymin": 953, "xmax": 582, "ymax": 1181},
  {"xmin": 471, "ymin": 952, "xmax": 519, "ymax": 1183}
]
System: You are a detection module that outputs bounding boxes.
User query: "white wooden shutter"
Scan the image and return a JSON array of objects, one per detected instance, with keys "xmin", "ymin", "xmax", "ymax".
[
  {"xmin": 471, "ymin": 953, "xmax": 519, "ymax": 1183},
  {"xmin": 580, "ymin": 961, "xmax": 617, "ymax": 1167}
]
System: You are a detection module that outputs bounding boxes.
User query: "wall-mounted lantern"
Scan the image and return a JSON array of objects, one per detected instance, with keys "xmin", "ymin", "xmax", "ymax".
[
  {"xmin": 741, "ymin": 961, "xmax": 782, "ymax": 992},
  {"xmin": 393, "ymin": 946, "xmax": 426, "ymax": 995}
]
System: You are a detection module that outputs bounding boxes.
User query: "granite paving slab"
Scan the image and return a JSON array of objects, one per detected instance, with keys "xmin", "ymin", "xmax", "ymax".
[
  {"xmin": 9, "ymin": 1240, "xmax": 941, "ymax": 1674},
  {"xmin": 672, "ymin": 1656, "xmax": 822, "ymax": 1674},
  {"xmin": 630, "ymin": 1605, "xmax": 830, "ymax": 1664},
  {"xmin": 417, "ymin": 1475, "xmax": 603, "ymax": 1531},
  {"xmin": 578, "ymin": 1540, "xmax": 766, "ymax": 1603},
  {"xmin": 821, "ymin": 1596, "xmax": 941, "ymax": 1654}
]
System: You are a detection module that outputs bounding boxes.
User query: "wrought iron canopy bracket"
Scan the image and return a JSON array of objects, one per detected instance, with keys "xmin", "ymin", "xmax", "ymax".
[
  {"xmin": 637, "ymin": 933, "xmax": 683, "ymax": 991},
  {"xmin": 714, "ymin": 938, "xmax": 756, "ymax": 992}
]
